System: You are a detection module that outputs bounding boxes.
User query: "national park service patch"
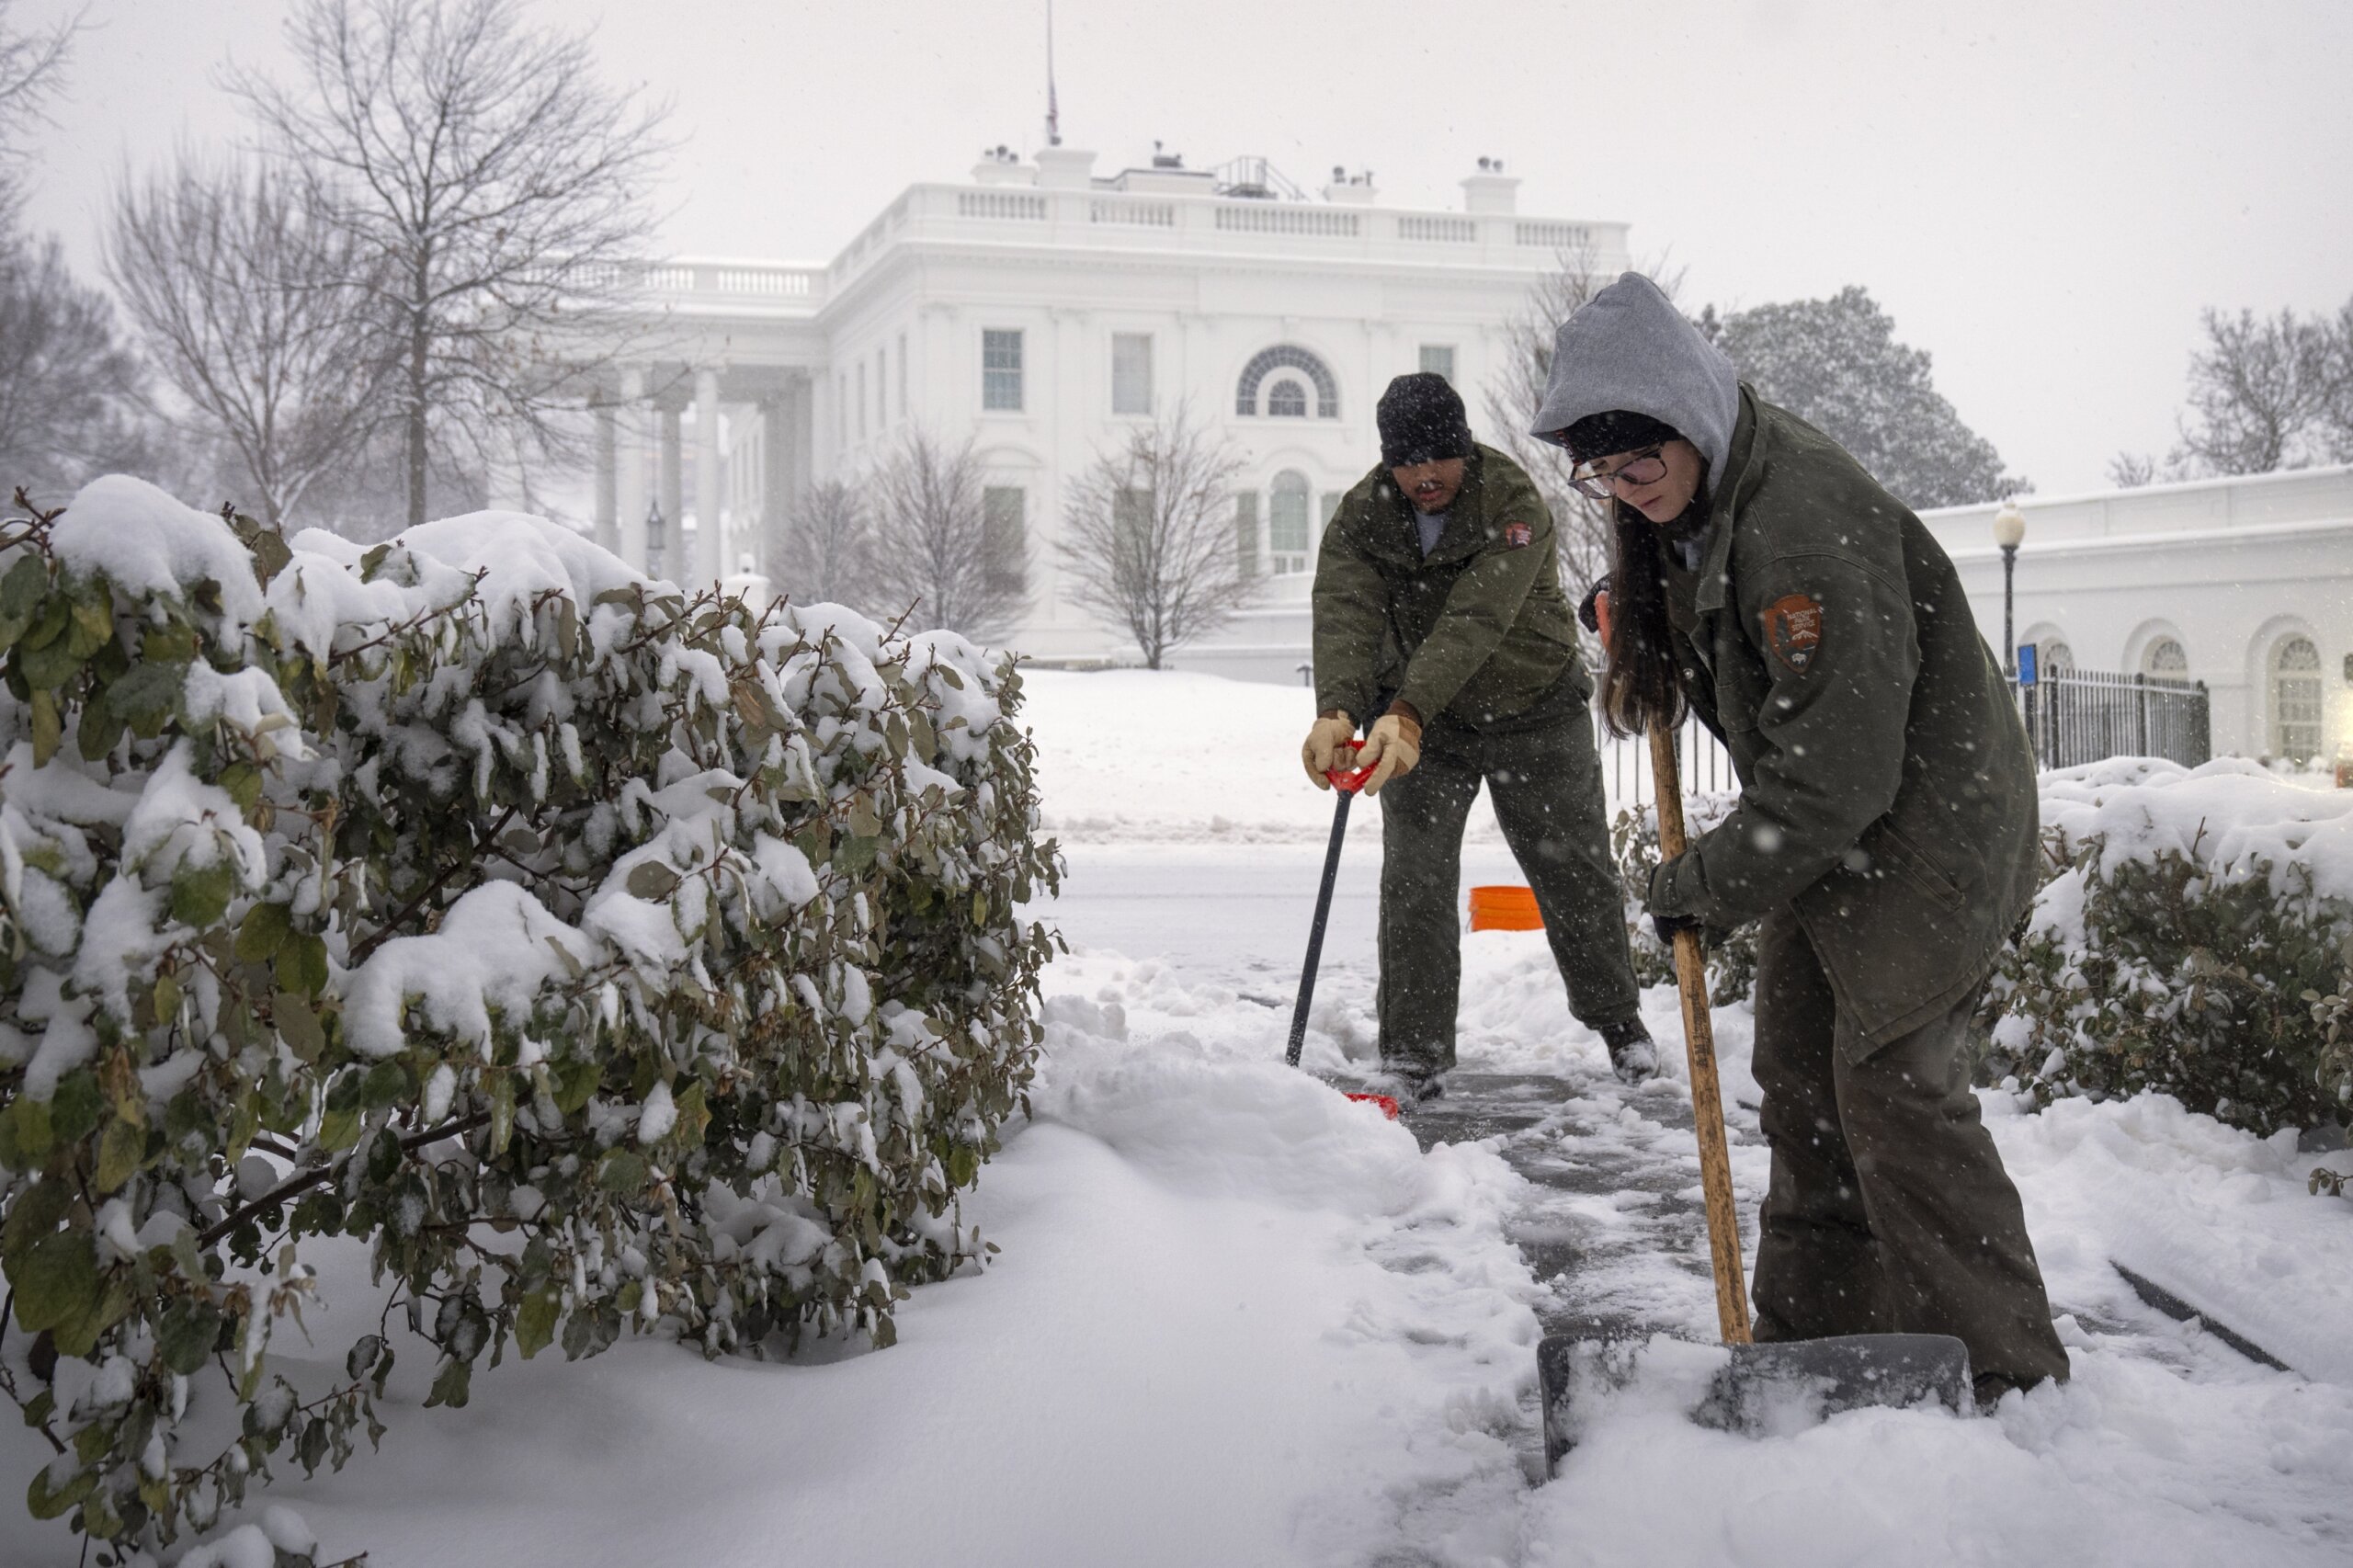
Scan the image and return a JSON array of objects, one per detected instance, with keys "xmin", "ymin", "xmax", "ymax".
[
  {"xmin": 1762, "ymin": 592, "xmax": 1824, "ymax": 673},
  {"xmin": 1502, "ymin": 521, "xmax": 1533, "ymax": 550}
]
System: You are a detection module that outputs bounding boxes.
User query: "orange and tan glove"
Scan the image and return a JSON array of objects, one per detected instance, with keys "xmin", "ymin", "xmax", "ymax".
[
  {"xmin": 1301, "ymin": 712, "xmax": 1356, "ymax": 789},
  {"xmin": 1358, "ymin": 710, "xmax": 1422, "ymax": 796}
]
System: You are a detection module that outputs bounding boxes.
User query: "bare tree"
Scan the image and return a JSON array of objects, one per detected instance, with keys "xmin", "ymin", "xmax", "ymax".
[
  {"xmin": 779, "ymin": 478, "xmax": 875, "ymax": 608},
  {"xmin": 227, "ymin": 0, "xmax": 671, "ymax": 528},
  {"xmin": 868, "ymin": 430, "xmax": 1024, "ymax": 642},
  {"xmin": 0, "ymin": 236, "xmax": 151, "ymax": 495},
  {"xmin": 2172, "ymin": 305, "xmax": 2337, "ymax": 475},
  {"xmin": 2106, "ymin": 450, "xmax": 2160, "ymax": 488},
  {"xmin": 0, "ymin": 2, "xmax": 81, "ymax": 224},
  {"xmin": 1056, "ymin": 405, "xmax": 1251, "ymax": 668},
  {"xmin": 105, "ymin": 153, "xmax": 392, "ymax": 527}
]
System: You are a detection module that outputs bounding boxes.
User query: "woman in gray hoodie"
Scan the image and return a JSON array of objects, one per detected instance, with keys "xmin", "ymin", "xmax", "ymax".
[{"xmin": 1530, "ymin": 273, "xmax": 2069, "ymax": 1402}]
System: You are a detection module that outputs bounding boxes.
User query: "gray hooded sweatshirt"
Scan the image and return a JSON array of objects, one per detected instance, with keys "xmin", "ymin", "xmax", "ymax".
[{"xmin": 1529, "ymin": 273, "xmax": 1741, "ymax": 483}]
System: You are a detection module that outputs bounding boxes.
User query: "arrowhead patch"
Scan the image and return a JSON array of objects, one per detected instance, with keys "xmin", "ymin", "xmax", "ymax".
[
  {"xmin": 1762, "ymin": 593, "xmax": 1824, "ymax": 673},
  {"xmin": 1503, "ymin": 521, "xmax": 1533, "ymax": 550}
]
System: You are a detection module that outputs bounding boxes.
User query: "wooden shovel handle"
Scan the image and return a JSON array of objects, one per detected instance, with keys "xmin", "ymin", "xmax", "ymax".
[{"xmin": 1649, "ymin": 723, "xmax": 1755, "ymax": 1346}]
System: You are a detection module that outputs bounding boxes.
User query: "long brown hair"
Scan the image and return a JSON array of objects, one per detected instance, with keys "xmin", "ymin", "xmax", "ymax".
[{"xmin": 1597, "ymin": 499, "xmax": 1689, "ymax": 739}]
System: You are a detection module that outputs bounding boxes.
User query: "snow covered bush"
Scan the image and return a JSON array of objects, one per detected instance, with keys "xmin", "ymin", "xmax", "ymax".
[
  {"xmin": 0, "ymin": 478, "xmax": 1058, "ymax": 1561},
  {"xmin": 1610, "ymin": 793, "xmax": 1758, "ymax": 1006},
  {"xmin": 1986, "ymin": 758, "xmax": 2353, "ymax": 1138}
]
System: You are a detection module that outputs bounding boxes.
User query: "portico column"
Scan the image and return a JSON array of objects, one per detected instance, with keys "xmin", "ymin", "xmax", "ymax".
[
  {"xmin": 695, "ymin": 368, "xmax": 724, "ymax": 585},
  {"xmin": 593, "ymin": 397, "xmax": 619, "ymax": 554},
  {"xmin": 615, "ymin": 367, "xmax": 648, "ymax": 572},
  {"xmin": 658, "ymin": 404, "xmax": 684, "ymax": 580}
]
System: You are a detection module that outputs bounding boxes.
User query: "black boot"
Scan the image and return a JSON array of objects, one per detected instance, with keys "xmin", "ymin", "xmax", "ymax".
[{"xmin": 1600, "ymin": 1017, "xmax": 1660, "ymax": 1085}]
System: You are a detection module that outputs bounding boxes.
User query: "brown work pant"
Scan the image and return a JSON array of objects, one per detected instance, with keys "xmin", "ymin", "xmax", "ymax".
[{"xmin": 1748, "ymin": 908, "xmax": 2072, "ymax": 1388}]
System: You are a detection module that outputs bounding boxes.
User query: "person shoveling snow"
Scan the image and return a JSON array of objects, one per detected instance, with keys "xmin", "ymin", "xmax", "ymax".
[
  {"xmin": 1530, "ymin": 271, "xmax": 2072, "ymax": 1413},
  {"xmin": 1300, "ymin": 371, "xmax": 1659, "ymax": 1103}
]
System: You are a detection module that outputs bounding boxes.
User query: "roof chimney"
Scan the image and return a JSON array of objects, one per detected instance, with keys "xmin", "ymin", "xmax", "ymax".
[{"xmin": 1461, "ymin": 156, "xmax": 1518, "ymax": 214}]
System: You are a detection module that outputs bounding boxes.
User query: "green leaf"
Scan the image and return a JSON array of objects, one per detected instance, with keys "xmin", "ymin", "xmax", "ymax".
[
  {"xmin": 490, "ymin": 1073, "xmax": 515, "ymax": 1156},
  {"xmin": 93, "ymin": 1115, "xmax": 145, "ymax": 1194},
  {"xmin": 26, "ymin": 1461, "xmax": 96, "ymax": 1521},
  {"xmin": 847, "ymin": 791, "xmax": 882, "ymax": 839},
  {"xmin": 49, "ymin": 1071, "xmax": 101, "ymax": 1146},
  {"xmin": 106, "ymin": 657, "xmax": 188, "ymax": 728},
  {"xmin": 671, "ymin": 1079, "xmax": 710, "ymax": 1147},
  {"xmin": 64, "ymin": 593, "xmax": 113, "ymax": 659},
  {"xmin": 236, "ymin": 902, "xmax": 293, "ymax": 963},
  {"xmin": 27, "ymin": 687, "xmax": 59, "ymax": 765},
  {"xmin": 515, "ymin": 1287, "xmax": 562, "ymax": 1359},
  {"xmin": 9, "ymin": 1230, "xmax": 97, "ymax": 1335},
  {"xmin": 1, "ymin": 1177, "xmax": 70, "ymax": 1268},
  {"xmin": 551, "ymin": 1057, "xmax": 600, "ymax": 1115},
  {"xmin": 626, "ymin": 861, "xmax": 680, "ymax": 901},
  {"xmin": 274, "ymin": 992, "xmax": 325, "ymax": 1062},
  {"xmin": 947, "ymin": 1144, "xmax": 979, "ymax": 1187},
  {"xmin": 17, "ymin": 591, "xmax": 66, "ymax": 652},
  {"xmin": 0, "ymin": 1096, "xmax": 51, "ymax": 1171},
  {"xmin": 274, "ymin": 932, "xmax": 329, "ymax": 997},
  {"xmin": 360, "ymin": 1060, "xmax": 408, "ymax": 1110},
  {"xmin": 0, "ymin": 554, "xmax": 48, "ymax": 646},
  {"xmin": 53, "ymin": 1273, "xmax": 133, "ymax": 1358},
  {"xmin": 17, "ymin": 639, "xmax": 79, "ymax": 695},
  {"xmin": 595, "ymin": 1148, "xmax": 647, "ymax": 1193},
  {"xmin": 74, "ymin": 689, "xmax": 124, "ymax": 762},
  {"xmin": 169, "ymin": 858, "xmax": 237, "ymax": 928},
  {"xmin": 219, "ymin": 760, "xmax": 264, "ymax": 812},
  {"xmin": 250, "ymin": 528, "xmax": 292, "ymax": 585},
  {"xmin": 316, "ymin": 1106, "xmax": 361, "ymax": 1153},
  {"xmin": 358, "ymin": 542, "xmax": 392, "ymax": 582},
  {"xmin": 424, "ymin": 1356, "xmax": 472, "ymax": 1409},
  {"xmin": 157, "ymin": 1297, "xmax": 223, "ymax": 1375}
]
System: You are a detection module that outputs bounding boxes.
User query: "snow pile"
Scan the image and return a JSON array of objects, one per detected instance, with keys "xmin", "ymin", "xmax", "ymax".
[{"xmin": 0, "ymin": 478, "xmax": 1056, "ymax": 1563}]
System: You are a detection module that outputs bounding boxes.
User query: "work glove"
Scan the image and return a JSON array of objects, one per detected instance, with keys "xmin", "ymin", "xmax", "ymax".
[
  {"xmin": 1358, "ymin": 710, "xmax": 1422, "ymax": 797},
  {"xmin": 1651, "ymin": 911, "xmax": 1703, "ymax": 951},
  {"xmin": 1576, "ymin": 574, "xmax": 1613, "ymax": 636},
  {"xmin": 1302, "ymin": 711, "xmax": 1356, "ymax": 789}
]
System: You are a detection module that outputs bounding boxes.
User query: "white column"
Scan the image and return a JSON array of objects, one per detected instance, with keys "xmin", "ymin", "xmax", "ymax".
[
  {"xmin": 658, "ymin": 406, "xmax": 684, "ymax": 580},
  {"xmin": 615, "ymin": 367, "xmax": 648, "ymax": 572},
  {"xmin": 695, "ymin": 368, "xmax": 724, "ymax": 585},
  {"xmin": 593, "ymin": 399, "xmax": 618, "ymax": 553}
]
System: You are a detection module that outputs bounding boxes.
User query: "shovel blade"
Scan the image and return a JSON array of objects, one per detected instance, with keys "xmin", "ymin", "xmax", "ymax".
[{"xmin": 1539, "ymin": 1331, "xmax": 1972, "ymax": 1475}]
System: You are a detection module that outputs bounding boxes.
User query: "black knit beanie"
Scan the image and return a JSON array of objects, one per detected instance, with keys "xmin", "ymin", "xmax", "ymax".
[
  {"xmin": 1377, "ymin": 372, "xmax": 1474, "ymax": 468},
  {"xmin": 1562, "ymin": 410, "xmax": 1680, "ymax": 466}
]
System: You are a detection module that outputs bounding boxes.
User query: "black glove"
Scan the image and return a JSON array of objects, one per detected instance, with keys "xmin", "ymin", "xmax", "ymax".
[
  {"xmin": 1576, "ymin": 574, "xmax": 1613, "ymax": 635},
  {"xmin": 1652, "ymin": 911, "xmax": 1703, "ymax": 950}
]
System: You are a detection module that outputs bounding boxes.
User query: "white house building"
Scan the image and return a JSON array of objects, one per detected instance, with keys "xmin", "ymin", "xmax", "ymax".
[
  {"xmin": 572, "ymin": 143, "xmax": 2348, "ymax": 770},
  {"xmin": 577, "ymin": 143, "xmax": 1624, "ymax": 665},
  {"xmin": 1926, "ymin": 466, "xmax": 2353, "ymax": 768}
]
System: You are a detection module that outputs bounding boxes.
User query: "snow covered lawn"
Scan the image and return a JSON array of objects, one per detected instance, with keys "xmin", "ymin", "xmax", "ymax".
[{"xmin": 10, "ymin": 667, "xmax": 2351, "ymax": 1566}]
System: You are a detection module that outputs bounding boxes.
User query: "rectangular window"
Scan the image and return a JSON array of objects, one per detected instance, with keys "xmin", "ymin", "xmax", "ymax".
[
  {"xmin": 983, "ymin": 485, "xmax": 1028, "ymax": 593},
  {"xmin": 1419, "ymin": 344, "xmax": 1456, "ymax": 383},
  {"xmin": 1111, "ymin": 333, "xmax": 1154, "ymax": 415},
  {"xmin": 1113, "ymin": 486, "xmax": 1154, "ymax": 547},
  {"xmin": 982, "ymin": 329, "xmax": 1025, "ymax": 411},
  {"xmin": 1233, "ymin": 492, "xmax": 1259, "ymax": 579}
]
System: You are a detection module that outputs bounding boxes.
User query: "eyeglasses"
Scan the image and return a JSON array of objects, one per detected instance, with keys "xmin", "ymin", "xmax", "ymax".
[{"xmin": 1567, "ymin": 446, "xmax": 1666, "ymax": 501}]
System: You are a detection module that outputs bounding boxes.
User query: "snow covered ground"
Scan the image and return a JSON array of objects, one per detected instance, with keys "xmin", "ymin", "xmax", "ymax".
[{"xmin": 9, "ymin": 667, "xmax": 2353, "ymax": 1566}]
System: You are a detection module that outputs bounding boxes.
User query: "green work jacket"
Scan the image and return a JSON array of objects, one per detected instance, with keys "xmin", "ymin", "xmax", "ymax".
[
  {"xmin": 1311, "ymin": 443, "xmax": 1585, "ymax": 727},
  {"xmin": 1651, "ymin": 390, "xmax": 2040, "ymax": 1053}
]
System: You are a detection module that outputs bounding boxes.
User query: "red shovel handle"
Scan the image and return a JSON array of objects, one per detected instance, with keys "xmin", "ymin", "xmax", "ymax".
[{"xmin": 1325, "ymin": 737, "xmax": 1376, "ymax": 794}]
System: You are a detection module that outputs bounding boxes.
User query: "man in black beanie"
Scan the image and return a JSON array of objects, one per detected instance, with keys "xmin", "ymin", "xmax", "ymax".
[{"xmin": 1303, "ymin": 371, "xmax": 1656, "ymax": 1101}]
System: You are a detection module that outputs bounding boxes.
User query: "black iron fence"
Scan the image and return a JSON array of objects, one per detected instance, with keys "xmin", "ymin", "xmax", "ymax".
[{"xmin": 2011, "ymin": 669, "xmax": 2211, "ymax": 770}]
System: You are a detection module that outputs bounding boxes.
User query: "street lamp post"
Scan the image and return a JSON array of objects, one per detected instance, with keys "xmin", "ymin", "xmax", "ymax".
[{"xmin": 1993, "ymin": 500, "xmax": 2027, "ymax": 678}]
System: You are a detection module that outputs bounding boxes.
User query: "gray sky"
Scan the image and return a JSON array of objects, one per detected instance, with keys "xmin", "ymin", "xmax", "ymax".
[{"xmin": 22, "ymin": 0, "xmax": 2353, "ymax": 495}]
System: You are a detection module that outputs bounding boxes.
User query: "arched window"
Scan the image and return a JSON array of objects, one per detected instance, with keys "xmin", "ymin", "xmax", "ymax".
[
  {"xmin": 1235, "ymin": 346, "xmax": 1340, "ymax": 418},
  {"xmin": 2040, "ymin": 640, "xmax": 2075, "ymax": 672},
  {"xmin": 1268, "ymin": 472, "xmax": 1312, "ymax": 574},
  {"xmin": 2142, "ymin": 637, "xmax": 2188, "ymax": 680},
  {"xmin": 1266, "ymin": 377, "xmax": 1309, "ymax": 418},
  {"xmin": 2271, "ymin": 634, "xmax": 2322, "ymax": 764}
]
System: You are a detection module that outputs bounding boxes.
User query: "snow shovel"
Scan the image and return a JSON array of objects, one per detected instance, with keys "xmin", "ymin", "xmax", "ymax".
[
  {"xmin": 1286, "ymin": 739, "xmax": 1400, "ymax": 1120},
  {"xmin": 1535, "ymin": 724, "xmax": 1972, "ymax": 1474}
]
